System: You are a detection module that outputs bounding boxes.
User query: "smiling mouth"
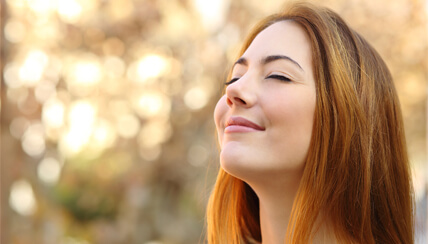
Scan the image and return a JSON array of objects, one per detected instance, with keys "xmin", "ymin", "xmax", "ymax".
[{"xmin": 225, "ymin": 116, "xmax": 265, "ymax": 133}]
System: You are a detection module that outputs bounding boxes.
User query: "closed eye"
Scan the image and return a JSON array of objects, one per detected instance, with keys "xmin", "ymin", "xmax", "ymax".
[
  {"xmin": 224, "ymin": 77, "xmax": 239, "ymax": 86},
  {"xmin": 267, "ymin": 74, "xmax": 291, "ymax": 82},
  {"xmin": 225, "ymin": 74, "xmax": 291, "ymax": 85}
]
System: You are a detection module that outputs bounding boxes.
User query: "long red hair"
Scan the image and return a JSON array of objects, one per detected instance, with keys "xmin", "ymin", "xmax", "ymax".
[{"xmin": 206, "ymin": 2, "xmax": 414, "ymax": 243}]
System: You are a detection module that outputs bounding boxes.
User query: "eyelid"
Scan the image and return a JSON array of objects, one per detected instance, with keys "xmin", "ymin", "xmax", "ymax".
[
  {"xmin": 266, "ymin": 74, "xmax": 292, "ymax": 82},
  {"xmin": 224, "ymin": 77, "xmax": 239, "ymax": 85},
  {"xmin": 224, "ymin": 72, "xmax": 293, "ymax": 86}
]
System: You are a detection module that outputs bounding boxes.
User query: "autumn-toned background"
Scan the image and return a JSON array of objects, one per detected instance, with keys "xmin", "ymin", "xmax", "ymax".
[{"xmin": 1, "ymin": 0, "xmax": 427, "ymax": 243}]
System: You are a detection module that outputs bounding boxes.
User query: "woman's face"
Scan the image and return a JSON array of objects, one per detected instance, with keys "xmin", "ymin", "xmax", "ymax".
[{"xmin": 214, "ymin": 21, "xmax": 316, "ymax": 183}]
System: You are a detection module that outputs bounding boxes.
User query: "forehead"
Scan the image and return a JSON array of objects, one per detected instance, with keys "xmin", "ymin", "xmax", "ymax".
[{"xmin": 241, "ymin": 20, "xmax": 313, "ymax": 71}]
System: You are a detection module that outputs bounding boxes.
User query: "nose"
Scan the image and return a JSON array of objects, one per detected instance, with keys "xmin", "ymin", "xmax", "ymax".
[{"xmin": 225, "ymin": 76, "xmax": 257, "ymax": 108}]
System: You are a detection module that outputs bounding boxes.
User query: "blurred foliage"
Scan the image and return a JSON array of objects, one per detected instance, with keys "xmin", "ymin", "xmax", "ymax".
[{"xmin": 1, "ymin": 0, "xmax": 427, "ymax": 243}]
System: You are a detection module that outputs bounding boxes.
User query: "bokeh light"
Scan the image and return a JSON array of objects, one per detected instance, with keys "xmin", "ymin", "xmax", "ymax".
[
  {"xmin": 184, "ymin": 86, "xmax": 210, "ymax": 110},
  {"xmin": 21, "ymin": 122, "xmax": 46, "ymax": 157},
  {"xmin": 58, "ymin": 100, "xmax": 97, "ymax": 157},
  {"xmin": 134, "ymin": 91, "xmax": 171, "ymax": 119},
  {"xmin": 37, "ymin": 157, "xmax": 62, "ymax": 184},
  {"xmin": 89, "ymin": 118, "xmax": 116, "ymax": 151},
  {"xmin": 42, "ymin": 97, "xmax": 65, "ymax": 129},
  {"xmin": 4, "ymin": 62, "xmax": 23, "ymax": 88},
  {"xmin": 73, "ymin": 61, "xmax": 102, "ymax": 85},
  {"xmin": 9, "ymin": 117, "xmax": 31, "ymax": 139},
  {"xmin": 9, "ymin": 179, "xmax": 37, "ymax": 216},
  {"xmin": 116, "ymin": 114, "xmax": 140, "ymax": 139},
  {"xmin": 4, "ymin": 18, "xmax": 26, "ymax": 43},
  {"xmin": 35, "ymin": 81, "xmax": 57, "ymax": 103},
  {"xmin": 104, "ymin": 56, "xmax": 126, "ymax": 79},
  {"xmin": 27, "ymin": 0, "xmax": 54, "ymax": 15},
  {"xmin": 57, "ymin": 0, "xmax": 83, "ymax": 23},
  {"xmin": 65, "ymin": 55, "xmax": 103, "ymax": 96},
  {"xmin": 19, "ymin": 50, "xmax": 49, "ymax": 86},
  {"xmin": 193, "ymin": 0, "xmax": 230, "ymax": 32},
  {"xmin": 127, "ymin": 54, "xmax": 170, "ymax": 84},
  {"xmin": 138, "ymin": 120, "xmax": 172, "ymax": 148}
]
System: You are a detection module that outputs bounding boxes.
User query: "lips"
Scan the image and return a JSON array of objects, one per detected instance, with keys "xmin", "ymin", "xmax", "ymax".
[{"xmin": 225, "ymin": 116, "xmax": 265, "ymax": 132}]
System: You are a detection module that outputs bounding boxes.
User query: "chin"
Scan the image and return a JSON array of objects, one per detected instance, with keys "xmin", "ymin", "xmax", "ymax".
[
  {"xmin": 220, "ymin": 146, "xmax": 306, "ymax": 185},
  {"xmin": 220, "ymin": 147, "xmax": 267, "ymax": 182},
  {"xmin": 221, "ymin": 148, "xmax": 250, "ymax": 177}
]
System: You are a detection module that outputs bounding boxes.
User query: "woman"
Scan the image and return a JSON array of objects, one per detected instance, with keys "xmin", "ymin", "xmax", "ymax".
[{"xmin": 206, "ymin": 2, "xmax": 414, "ymax": 244}]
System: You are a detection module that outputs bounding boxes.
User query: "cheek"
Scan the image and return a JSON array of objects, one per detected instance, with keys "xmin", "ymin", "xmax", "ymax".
[
  {"xmin": 271, "ymin": 86, "xmax": 315, "ymax": 120},
  {"xmin": 266, "ymin": 89, "xmax": 316, "ymax": 145},
  {"xmin": 213, "ymin": 96, "xmax": 228, "ymax": 141}
]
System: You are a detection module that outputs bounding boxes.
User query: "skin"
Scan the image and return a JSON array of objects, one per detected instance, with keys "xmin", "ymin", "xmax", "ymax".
[{"xmin": 214, "ymin": 20, "xmax": 318, "ymax": 243}]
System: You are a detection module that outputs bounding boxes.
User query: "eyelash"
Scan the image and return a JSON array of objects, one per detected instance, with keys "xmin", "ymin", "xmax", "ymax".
[
  {"xmin": 224, "ymin": 78, "xmax": 239, "ymax": 85},
  {"xmin": 267, "ymin": 74, "xmax": 291, "ymax": 82},
  {"xmin": 224, "ymin": 74, "xmax": 291, "ymax": 85}
]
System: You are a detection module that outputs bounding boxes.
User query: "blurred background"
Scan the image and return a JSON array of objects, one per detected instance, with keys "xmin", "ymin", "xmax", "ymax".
[{"xmin": 1, "ymin": 0, "xmax": 426, "ymax": 243}]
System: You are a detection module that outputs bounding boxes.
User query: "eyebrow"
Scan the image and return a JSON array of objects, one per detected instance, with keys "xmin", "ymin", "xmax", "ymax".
[{"xmin": 233, "ymin": 55, "xmax": 304, "ymax": 72}]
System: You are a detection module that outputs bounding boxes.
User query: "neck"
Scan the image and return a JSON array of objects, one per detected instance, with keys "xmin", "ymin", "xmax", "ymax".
[
  {"xmin": 248, "ymin": 171, "xmax": 337, "ymax": 244},
  {"xmin": 248, "ymin": 171, "xmax": 302, "ymax": 244}
]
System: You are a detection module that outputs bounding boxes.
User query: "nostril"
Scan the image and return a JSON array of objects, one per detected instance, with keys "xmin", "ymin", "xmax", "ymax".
[
  {"xmin": 227, "ymin": 97, "xmax": 246, "ymax": 106},
  {"xmin": 226, "ymin": 96, "xmax": 247, "ymax": 107},
  {"xmin": 236, "ymin": 97, "xmax": 246, "ymax": 105},
  {"xmin": 227, "ymin": 97, "xmax": 233, "ymax": 106}
]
